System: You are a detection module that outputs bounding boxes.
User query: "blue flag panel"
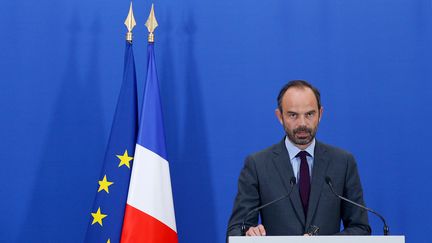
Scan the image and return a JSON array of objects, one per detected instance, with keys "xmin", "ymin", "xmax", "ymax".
[
  {"xmin": 136, "ymin": 43, "xmax": 168, "ymax": 161},
  {"xmin": 84, "ymin": 42, "xmax": 138, "ymax": 243}
]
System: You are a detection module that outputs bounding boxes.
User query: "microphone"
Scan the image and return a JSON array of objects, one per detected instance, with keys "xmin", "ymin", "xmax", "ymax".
[
  {"xmin": 325, "ymin": 176, "xmax": 389, "ymax": 235},
  {"xmin": 241, "ymin": 177, "xmax": 296, "ymax": 236}
]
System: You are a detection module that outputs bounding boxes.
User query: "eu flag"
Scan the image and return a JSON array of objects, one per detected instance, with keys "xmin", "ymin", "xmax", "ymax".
[{"xmin": 84, "ymin": 41, "xmax": 138, "ymax": 243}]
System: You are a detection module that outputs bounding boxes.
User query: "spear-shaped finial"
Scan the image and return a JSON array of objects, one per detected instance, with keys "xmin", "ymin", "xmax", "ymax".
[
  {"xmin": 145, "ymin": 4, "xmax": 158, "ymax": 43},
  {"xmin": 124, "ymin": 2, "xmax": 136, "ymax": 42}
]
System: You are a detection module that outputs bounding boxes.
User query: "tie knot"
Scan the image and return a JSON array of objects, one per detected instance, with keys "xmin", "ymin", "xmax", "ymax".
[{"xmin": 296, "ymin": 151, "xmax": 309, "ymax": 159}]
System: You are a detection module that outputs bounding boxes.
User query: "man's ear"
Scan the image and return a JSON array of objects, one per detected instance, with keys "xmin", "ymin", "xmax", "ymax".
[
  {"xmin": 275, "ymin": 108, "xmax": 283, "ymax": 125},
  {"xmin": 318, "ymin": 106, "xmax": 324, "ymax": 122}
]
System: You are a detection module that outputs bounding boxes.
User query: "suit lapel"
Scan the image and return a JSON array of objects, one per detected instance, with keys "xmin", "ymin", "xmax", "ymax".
[
  {"xmin": 271, "ymin": 139, "xmax": 306, "ymax": 227},
  {"xmin": 305, "ymin": 141, "xmax": 329, "ymax": 229}
]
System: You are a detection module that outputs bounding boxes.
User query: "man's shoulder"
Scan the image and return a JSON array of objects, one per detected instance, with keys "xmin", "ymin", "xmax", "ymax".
[
  {"xmin": 317, "ymin": 140, "xmax": 352, "ymax": 156},
  {"xmin": 246, "ymin": 140, "xmax": 285, "ymax": 162},
  {"xmin": 316, "ymin": 140, "xmax": 356, "ymax": 165}
]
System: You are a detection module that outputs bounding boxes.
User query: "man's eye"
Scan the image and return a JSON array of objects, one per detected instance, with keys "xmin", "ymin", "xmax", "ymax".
[
  {"xmin": 288, "ymin": 113, "xmax": 297, "ymax": 118},
  {"xmin": 306, "ymin": 112, "xmax": 315, "ymax": 118}
]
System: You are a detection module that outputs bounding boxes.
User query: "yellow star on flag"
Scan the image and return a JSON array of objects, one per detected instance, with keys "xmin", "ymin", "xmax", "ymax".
[
  {"xmin": 98, "ymin": 175, "xmax": 114, "ymax": 193},
  {"xmin": 91, "ymin": 207, "xmax": 107, "ymax": 226},
  {"xmin": 117, "ymin": 150, "xmax": 133, "ymax": 168}
]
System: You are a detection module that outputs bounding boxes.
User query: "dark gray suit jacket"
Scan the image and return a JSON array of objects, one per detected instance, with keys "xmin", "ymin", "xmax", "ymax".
[{"xmin": 227, "ymin": 139, "xmax": 371, "ymax": 236}]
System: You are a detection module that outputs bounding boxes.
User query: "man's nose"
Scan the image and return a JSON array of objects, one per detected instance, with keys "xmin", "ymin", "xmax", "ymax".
[{"xmin": 298, "ymin": 115, "xmax": 307, "ymax": 126}]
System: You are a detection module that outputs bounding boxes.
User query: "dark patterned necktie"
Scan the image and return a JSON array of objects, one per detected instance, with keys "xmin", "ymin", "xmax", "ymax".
[{"xmin": 297, "ymin": 151, "xmax": 310, "ymax": 216}]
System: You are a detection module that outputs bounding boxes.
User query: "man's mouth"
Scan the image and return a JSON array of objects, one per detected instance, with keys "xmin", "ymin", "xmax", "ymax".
[{"xmin": 295, "ymin": 131, "xmax": 309, "ymax": 137}]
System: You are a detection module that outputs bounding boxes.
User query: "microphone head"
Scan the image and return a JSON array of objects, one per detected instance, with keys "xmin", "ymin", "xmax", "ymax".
[
  {"xmin": 325, "ymin": 176, "xmax": 332, "ymax": 185},
  {"xmin": 290, "ymin": 176, "xmax": 296, "ymax": 185}
]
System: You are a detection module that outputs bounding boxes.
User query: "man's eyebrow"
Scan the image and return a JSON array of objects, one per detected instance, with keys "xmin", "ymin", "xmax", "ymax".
[{"xmin": 286, "ymin": 110, "xmax": 316, "ymax": 114}]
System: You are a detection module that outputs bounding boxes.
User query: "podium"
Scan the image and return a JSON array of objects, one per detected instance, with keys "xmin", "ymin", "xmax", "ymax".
[{"xmin": 229, "ymin": 236, "xmax": 405, "ymax": 243}]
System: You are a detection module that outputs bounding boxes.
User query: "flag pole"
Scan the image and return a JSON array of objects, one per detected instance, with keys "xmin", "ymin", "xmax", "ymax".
[
  {"xmin": 84, "ymin": 2, "xmax": 139, "ymax": 242},
  {"xmin": 120, "ymin": 4, "xmax": 178, "ymax": 242}
]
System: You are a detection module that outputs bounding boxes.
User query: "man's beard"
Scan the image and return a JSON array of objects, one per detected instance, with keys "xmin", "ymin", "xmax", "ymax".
[{"xmin": 285, "ymin": 125, "xmax": 317, "ymax": 146}]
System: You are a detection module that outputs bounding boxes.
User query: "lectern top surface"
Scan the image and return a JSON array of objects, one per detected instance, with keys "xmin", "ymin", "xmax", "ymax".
[{"xmin": 229, "ymin": 235, "xmax": 405, "ymax": 243}]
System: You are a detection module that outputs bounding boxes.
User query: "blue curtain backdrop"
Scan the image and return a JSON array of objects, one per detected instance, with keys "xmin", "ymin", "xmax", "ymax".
[{"xmin": 0, "ymin": 0, "xmax": 430, "ymax": 242}]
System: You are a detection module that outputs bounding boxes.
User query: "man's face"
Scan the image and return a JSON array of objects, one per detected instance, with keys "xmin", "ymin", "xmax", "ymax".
[{"xmin": 275, "ymin": 87, "xmax": 323, "ymax": 149}]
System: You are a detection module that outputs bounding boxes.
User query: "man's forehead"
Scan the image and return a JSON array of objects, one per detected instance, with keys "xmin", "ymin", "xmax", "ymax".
[
  {"xmin": 284, "ymin": 86, "xmax": 314, "ymax": 95},
  {"xmin": 282, "ymin": 87, "xmax": 318, "ymax": 107}
]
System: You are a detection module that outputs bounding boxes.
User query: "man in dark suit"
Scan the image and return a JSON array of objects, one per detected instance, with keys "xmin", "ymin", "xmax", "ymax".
[{"xmin": 227, "ymin": 80, "xmax": 371, "ymax": 237}]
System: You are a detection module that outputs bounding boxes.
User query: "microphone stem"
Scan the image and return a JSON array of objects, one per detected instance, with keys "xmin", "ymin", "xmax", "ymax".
[
  {"xmin": 328, "ymin": 181, "xmax": 389, "ymax": 235},
  {"xmin": 241, "ymin": 179, "xmax": 296, "ymax": 235},
  {"xmin": 241, "ymin": 193, "xmax": 289, "ymax": 235}
]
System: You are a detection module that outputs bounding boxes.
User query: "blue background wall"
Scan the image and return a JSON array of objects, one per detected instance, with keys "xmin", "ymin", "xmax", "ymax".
[{"xmin": 0, "ymin": 0, "xmax": 431, "ymax": 242}]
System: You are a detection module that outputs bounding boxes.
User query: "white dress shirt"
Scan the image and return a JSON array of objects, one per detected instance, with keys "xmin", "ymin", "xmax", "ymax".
[{"xmin": 284, "ymin": 137, "xmax": 315, "ymax": 182}]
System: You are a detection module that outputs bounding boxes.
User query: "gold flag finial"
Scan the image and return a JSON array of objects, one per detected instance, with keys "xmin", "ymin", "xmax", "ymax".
[
  {"xmin": 145, "ymin": 4, "xmax": 158, "ymax": 43},
  {"xmin": 124, "ymin": 2, "xmax": 136, "ymax": 42}
]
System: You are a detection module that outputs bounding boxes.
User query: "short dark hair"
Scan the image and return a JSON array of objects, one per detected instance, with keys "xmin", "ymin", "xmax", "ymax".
[{"xmin": 277, "ymin": 80, "xmax": 321, "ymax": 111}]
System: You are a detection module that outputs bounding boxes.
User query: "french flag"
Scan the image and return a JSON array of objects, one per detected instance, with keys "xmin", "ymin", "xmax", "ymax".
[{"xmin": 121, "ymin": 42, "xmax": 178, "ymax": 243}]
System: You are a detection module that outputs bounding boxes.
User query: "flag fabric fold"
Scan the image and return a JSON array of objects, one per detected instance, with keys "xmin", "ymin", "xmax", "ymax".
[
  {"xmin": 121, "ymin": 43, "xmax": 178, "ymax": 243},
  {"xmin": 85, "ymin": 41, "xmax": 138, "ymax": 243}
]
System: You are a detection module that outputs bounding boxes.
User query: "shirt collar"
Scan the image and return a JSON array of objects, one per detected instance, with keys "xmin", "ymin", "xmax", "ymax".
[{"xmin": 284, "ymin": 136, "xmax": 316, "ymax": 160}]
